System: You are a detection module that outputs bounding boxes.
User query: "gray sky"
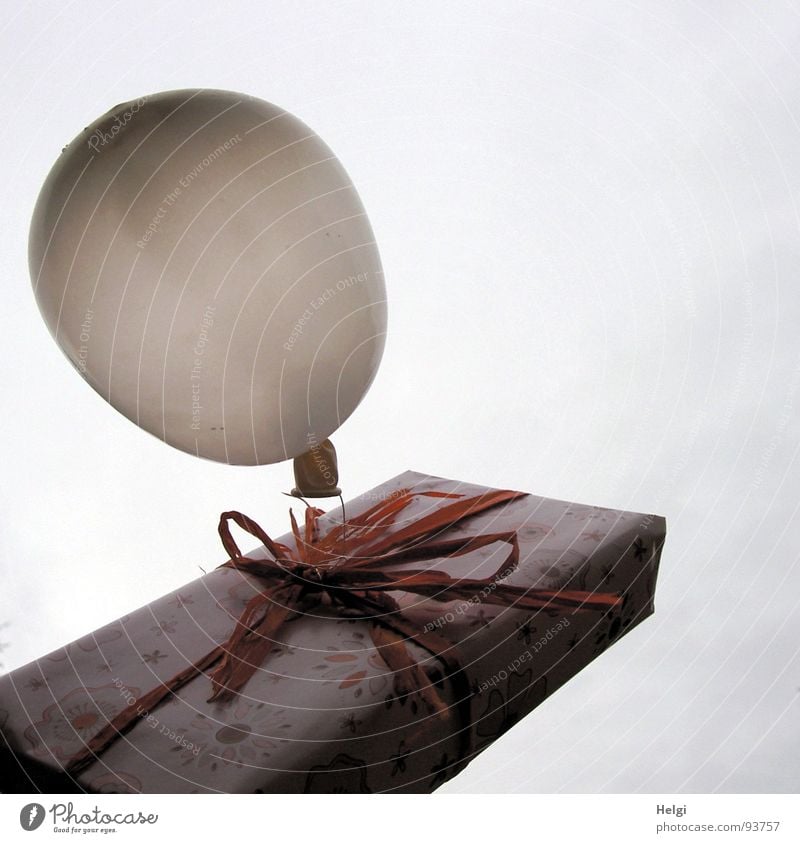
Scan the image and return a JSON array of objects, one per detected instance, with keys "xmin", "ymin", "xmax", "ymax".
[{"xmin": 1, "ymin": 0, "xmax": 799, "ymax": 793}]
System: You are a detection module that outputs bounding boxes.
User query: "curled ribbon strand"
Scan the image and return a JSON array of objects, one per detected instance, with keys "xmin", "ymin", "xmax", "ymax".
[{"xmin": 67, "ymin": 487, "xmax": 621, "ymax": 777}]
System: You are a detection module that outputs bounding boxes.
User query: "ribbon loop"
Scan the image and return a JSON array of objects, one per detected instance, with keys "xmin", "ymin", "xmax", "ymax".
[{"xmin": 218, "ymin": 510, "xmax": 285, "ymax": 561}]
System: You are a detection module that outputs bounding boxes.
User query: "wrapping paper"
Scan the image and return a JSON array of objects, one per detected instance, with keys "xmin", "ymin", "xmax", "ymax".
[{"xmin": 0, "ymin": 471, "xmax": 665, "ymax": 793}]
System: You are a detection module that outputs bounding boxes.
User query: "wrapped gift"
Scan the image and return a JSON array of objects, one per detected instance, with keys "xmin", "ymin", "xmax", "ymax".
[{"xmin": 0, "ymin": 471, "xmax": 665, "ymax": 793}]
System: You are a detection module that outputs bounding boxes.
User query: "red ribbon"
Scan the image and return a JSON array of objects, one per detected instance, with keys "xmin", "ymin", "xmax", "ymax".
[{"xmin": 67, "ymin": 487, "xmax": 620, "ymax": 777}]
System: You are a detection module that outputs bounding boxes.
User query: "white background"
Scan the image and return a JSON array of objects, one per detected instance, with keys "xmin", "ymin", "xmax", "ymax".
[{"xmin": 1, "ymin": 0, "xmax": 798, "ymax": 793}]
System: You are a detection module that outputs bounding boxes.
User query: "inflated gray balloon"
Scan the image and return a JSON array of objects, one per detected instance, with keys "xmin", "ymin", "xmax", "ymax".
[{"xmin": 29, "ymin": 89, "xmax": 387, "ymax": 465}]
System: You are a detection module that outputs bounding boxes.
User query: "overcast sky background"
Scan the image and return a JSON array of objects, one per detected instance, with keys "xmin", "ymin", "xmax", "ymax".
[{"xmin": 1, "ymin": 0, "xmax": 799, "ymax": 793}]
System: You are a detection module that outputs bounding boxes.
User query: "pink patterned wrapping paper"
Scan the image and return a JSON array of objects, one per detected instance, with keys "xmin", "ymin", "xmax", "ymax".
[{"xmin": 0, "ymin": 471, "xmax": 665, "ymax": 793}]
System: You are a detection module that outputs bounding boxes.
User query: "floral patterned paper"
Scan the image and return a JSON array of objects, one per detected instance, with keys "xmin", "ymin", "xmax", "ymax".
[{"xmin": 0, "ymin": 471, "xmax": 665, "ymax": 793}]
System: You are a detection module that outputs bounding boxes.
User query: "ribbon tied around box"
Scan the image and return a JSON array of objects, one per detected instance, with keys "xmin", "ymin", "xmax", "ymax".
[{"xmin": 67, "ymin": 488, "xmax": 620, "ymax": 777}]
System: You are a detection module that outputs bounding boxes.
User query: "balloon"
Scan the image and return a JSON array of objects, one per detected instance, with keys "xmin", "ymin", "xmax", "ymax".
[{"xmin": 29, "ymin": 89, "xmax": 387, "ymax": 465}]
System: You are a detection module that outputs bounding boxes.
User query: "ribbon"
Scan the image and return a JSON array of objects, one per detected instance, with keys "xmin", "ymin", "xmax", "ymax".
[{"xmin": 66, "ymin": 487, "xmax": 620, "ymax": 778}]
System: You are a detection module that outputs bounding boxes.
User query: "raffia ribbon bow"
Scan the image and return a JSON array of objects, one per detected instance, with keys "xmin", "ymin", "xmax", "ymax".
[{"xmin": 68, "ymin": 487, "xmax": 620, "ymax": 776}]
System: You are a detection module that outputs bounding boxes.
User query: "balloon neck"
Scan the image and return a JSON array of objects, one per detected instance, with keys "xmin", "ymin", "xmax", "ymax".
[{"xmin": 290, "ymin": 438, "xmax": 342, "ymax": 498}]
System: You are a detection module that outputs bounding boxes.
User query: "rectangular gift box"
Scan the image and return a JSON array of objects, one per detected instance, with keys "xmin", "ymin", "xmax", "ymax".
[{"xmin": 0, "ymin": 471, "xmax": 665, "ymax": 793}]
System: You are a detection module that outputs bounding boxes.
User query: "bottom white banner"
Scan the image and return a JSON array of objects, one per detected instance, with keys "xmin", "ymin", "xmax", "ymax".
[{"xmin": 0, "ymin": 794, "xmax": 797, "ymax": 841}]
